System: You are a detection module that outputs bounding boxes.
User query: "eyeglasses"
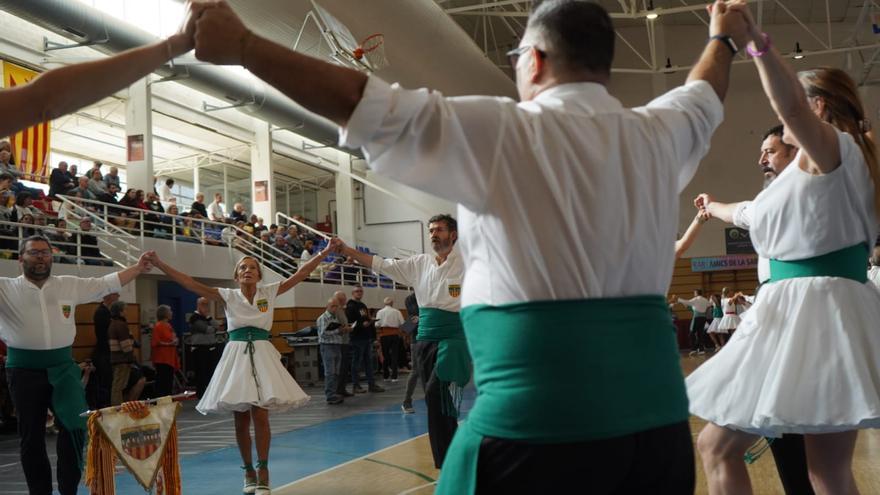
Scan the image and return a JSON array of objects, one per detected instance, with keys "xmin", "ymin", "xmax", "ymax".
[
  {"xmin": 25, "ymin": 249, "xmax": 52, "ymax": 257},
  {"xmin": 506, "ymin": 45, "xmax": 546, "ymax": 68}
]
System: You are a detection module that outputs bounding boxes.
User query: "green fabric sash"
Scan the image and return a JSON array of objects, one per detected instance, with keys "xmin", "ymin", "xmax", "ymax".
[
  {"xmin": 713, "ymin": 306, "xmax": 723, "ymax": 318},
  {"xmin": 228, "ymin": 327, "xmax": 271, "ymax": 401},
  {"xmin": 769, "ymin": 243, "xmax": 868, "ymax": 283},
  {"xmin": 436, "ymin": 296, "xmax": 688, "ymax": 495},
  {"xmin": 6, "ymin": 346, "xmax": 88, "ymax": 470},
  {"xmin": 418, "ymin": 308, "xmax": 471, "ymax": 416}
]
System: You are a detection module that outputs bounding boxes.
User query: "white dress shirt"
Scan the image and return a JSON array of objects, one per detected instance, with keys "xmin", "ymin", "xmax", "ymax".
[
  {"xmin": 342, "ymin": 77, "xmax": 723, "ymax": 307},
  {"xmin": 0, "ymin": 273, "xmax": 121, "ymax": 349},
  {"xmin": 376, "ymin": 305, "xmax": 405, "ymax": 328},
  {"xmin": 208, "ymin": 201, "xmax": 225, "ymax": 221},
  {"xmin": 677, "ymin": 295, "xmax": 711, "ymax": 314},
  {"xmin": 371, "ymin": 245, "xmax": 464, "ymax": 312}
]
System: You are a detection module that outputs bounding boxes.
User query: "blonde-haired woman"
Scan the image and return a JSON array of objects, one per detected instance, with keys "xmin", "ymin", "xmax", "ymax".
[
  {"xmin": 688, "ymin": 2, "xmax": 880, "ymax": 493},
  {"xmin": 148, "ymin": 239, "xmax": 338, "ymax": 495}
]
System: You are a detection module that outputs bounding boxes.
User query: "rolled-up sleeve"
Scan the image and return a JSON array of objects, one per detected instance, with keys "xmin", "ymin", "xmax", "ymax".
[
  {"xmin": 339, "ymin": 76, "xmax": 513, "ymax": 211},
  {"xmin": 371, "ymin": 255, "xmax": 418, "ymax": 287},
  {"xmin": 641, "ymin": 80, "xmax": 724, "ymax": 192},
  {"xmin": 733, "ymin": 201, "xmax": 753, "ymax": 230},
  {"xmin": 73, "ymin": 272, "xmax": 121, "ymax": 304}
]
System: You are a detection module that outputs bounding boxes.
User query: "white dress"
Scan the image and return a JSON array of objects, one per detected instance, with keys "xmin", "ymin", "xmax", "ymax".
[
  {"xmin": 714, "ymin": 298, "xmax": 739, "ymax": 332},
  {"xmin": 706, "ymin": 303, "xmax": 723, "ymax": 334},
  {"xmin": 196, "ymin": 282, "xmax": 310, "ymax": 414},
  {"xmin": 687, "ymin": 129, "xmax": 880, "ymax": 437}
]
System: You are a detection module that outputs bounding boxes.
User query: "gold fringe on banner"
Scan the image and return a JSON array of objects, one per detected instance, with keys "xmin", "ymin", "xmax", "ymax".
[{"xmin": 84, "ymin": 403, "xmax": 182, "ymax": 495}]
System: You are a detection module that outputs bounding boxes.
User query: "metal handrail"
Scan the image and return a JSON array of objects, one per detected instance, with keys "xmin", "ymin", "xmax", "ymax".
[
  {"xmin": 275, "ymin": 211, "xmax": 331, "ymax": 240},
  {"xmin": 0, "ymin": 219, "xmax": 136, "ymax": 267}
]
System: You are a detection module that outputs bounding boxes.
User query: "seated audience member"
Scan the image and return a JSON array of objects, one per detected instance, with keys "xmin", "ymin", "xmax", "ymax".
[
  {"xmin": 177, "ymin": 214, "xmax": 201, "ymax": 243},
  {"xmin": 58, "ymin": 191, "xmax": 84, "ymax": 222},
  {"xmin": 77, "ymin": 217, "xmax": 111, "ymax": 265},
  {"xmin": 301, "ymin": 239, "xmax": 314, "ymax": 261},
  {"xmin": 103, "ymin": 166, "xmax": 121, "ymax": 191},
  {"xmin": 13, "ymin": 192, "xmax": 44, "ymax": 221},
  {"xmin": 71, "ymin": 176, "xmax": 96, "ymax": 201},
  {"xmin": 87, "ymin": 169, "xmax": 112, "ymax": 201},
  {"xmin": 144, "ymin": 192, "xmax": 167, "ymax": 236},
  {"xmin": 230, "ymin": 202, "xmax": 246, "ymax": 222},
  {"xmin": 191, "ymin": 192, "xmax": 209, "ymax": 218},
  {"xmin": 48, "ymin": 161, "xmax": 76, "ymax": 197},
  {"xmin": 49, "ymin": 218, "xmax": 75, "ymax": 263}
]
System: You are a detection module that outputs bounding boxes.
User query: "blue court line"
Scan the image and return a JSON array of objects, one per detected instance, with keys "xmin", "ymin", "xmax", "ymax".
[{"xmin": 84, "ymin": 391, "xmax": 475, "ymax": 494}]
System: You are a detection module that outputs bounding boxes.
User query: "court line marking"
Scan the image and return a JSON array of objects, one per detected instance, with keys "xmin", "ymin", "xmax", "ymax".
[
  {"xmin": 398, "ymin": 481, "xmax": 437, "ymax": 495},
  {"xmin": 363, "ymin": 457, "xmax": 436, "ymax": 483},
  {"xmin": 272, "ymin": 433, "xmax": 431, "ymax": 490}
]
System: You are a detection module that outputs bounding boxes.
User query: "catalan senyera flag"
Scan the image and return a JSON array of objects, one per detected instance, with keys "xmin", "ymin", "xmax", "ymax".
[{"xmin": 1, "ymin": 61, "xmax": 51, "ymax": 184}]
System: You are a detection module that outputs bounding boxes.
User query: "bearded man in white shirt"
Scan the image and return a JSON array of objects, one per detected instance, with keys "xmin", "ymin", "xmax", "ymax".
[
  {"xmin": 0, "ymin": 236, "xmax": 152, "ymax": 495},
  {"xmin": 188, "ymin": 0, "xmax": 748, "ymax": 492}
]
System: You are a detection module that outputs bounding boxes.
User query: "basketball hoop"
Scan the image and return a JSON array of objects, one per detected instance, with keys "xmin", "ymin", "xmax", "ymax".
[{"xmin": 354, "ymin": 33, "xmax": 389, "ymax": 72}]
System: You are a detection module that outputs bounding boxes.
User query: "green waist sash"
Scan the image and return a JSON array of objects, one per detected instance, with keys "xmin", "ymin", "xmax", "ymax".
[
  {"xmin": 436, "ymin": 296, "xmax": 688, "ymax": 495},
  {"xmin": 418, "ymin": 308, "xmax": 471, "ymax": 416},
  {"xmin": 228, "ymin": 327, "xmax": 271, "ymax": 400},
  {"xmin": 713, "ymin": 306, "xmax": 723, "ymax": 318},
  {"xmin": 7, "ymin": 346, "xmax": 88, "ymax": 470},
  {"xmin": 769, "ymin": 243, "xmax": 868, "ymax": 283}
]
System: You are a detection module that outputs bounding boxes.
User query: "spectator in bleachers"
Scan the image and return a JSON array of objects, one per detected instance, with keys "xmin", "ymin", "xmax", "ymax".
[
  {"xmin": 87, "ymin": 161, "xmax": 102, "ymax": 179},
  {"xmin": 0, "ymin": 173, "xmax": 12, "ymax": 196},
  {"xmin": 71, "ymin": 176, "xmax": 95, "ymax": 201},
  {"xmin": 267, "ymin": 224, "xmax": 278, "ymax": 242},
  {"xmin": 284, "ymin": 225, "xmax": 304, "ymax": 253},
  {"xmin": 208, "ymin": 192, "xmax": 225, "ymax": 221},
  {"xmin": 220, "ymin": 218, "xmax": 236, "ymax": 246},
  {"xmin": 48, "ymin": 219, "xmax": 75, "ymax": 263},
  {"xmin": 17, "ymin": 213, "xmax": 36, "ymax": 238},
  {"xmin": 159, "ymin": 178, "xmax": 175, "ymax": 206},
  {"xmin": 102, "ymin": 166, "xmax": 120, "ymax": 192},
  {"xmin": 178, "ymin": 214, "xmax": 201, "ymax": 243},
  {"xmin": 116, "ymin": 188, "xmax": 141, "ymax": 230},
  {"xmin": 14, "ymin": 192, "xmax": 44, "ymax": 221},
  {"xmin": 243, "ymin": 215, "xmax": 256, "ymax": 235},
  {"xmin": 376, "ymin": 297, "xmax": 405, "ymax": 382},
  {"xmin": 273, "ymin": 235, "xmax": 294, "ymax": 257},
  {"xmin": 191, "ymin": 192, "xmax": 208, "ymax": 218},
  {"xmin": 68, "ymin": 164, "xmax": 78, "ymax": 180},
  {"xmin": 88, "ymin": 169, "xmax": 113, "ymax": 202},
  {"xmin": 76, "ymin": 217, "xmax": 111, "ymax": 266},
  {"xmin": 0, "ymin": 194, "xmax": 15, "ymax": 257},
  {"xmin": 256, "ymin": 230, "xmax": 272, "ymax": 256},
  {"xmin": 134, "ymin": 190, "xmax": 147, "ymax": 209},
  {"xmin": 0, "ymin": 146, "xmax": 19, "ymax": 181},
  {"xmin": 230, "ymin": 202, "xmax": 246, "ymax": 222},
  {"xmin": 255, "ymin": 217, "xmax": 266, "ymax": 233},
  {"xmin": 48, "ymin": 162, "xmax": 75, "ymax": 197},
  {"xmin": 301, "ymin": 239, "xmax": 314, "ymax": 262},
  {"xmin": 58, "ymin": 191, "xmax": 84, "ymax": 223},
  {"xmin": 144, "ymin": 192, "xmax": 166, "ymax": 236},
  {"xmin": 152, "ymin": 305, "xmax": 179, "ymax": 397}
]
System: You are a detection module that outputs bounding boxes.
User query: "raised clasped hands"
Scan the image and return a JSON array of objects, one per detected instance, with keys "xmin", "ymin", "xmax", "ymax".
[{"xmin": 706, "ymin": 0, "xmax": 751, "ymax": 51}]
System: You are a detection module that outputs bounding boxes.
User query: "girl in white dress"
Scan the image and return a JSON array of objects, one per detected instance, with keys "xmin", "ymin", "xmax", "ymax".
[
  {"xmin": 687, "ymin": 3, "xmax": 880, "ymax": 493},
  {"xmin": 705, "ymin": 293, "xmax": 725, "ymax": 351},
  {"xmin": 149, "ymin": 240, "xmax": 337, "ymax": 495}
]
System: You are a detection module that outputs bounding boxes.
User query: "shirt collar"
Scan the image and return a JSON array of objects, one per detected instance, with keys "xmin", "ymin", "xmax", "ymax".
[
  {"xmin": 532, "ymin": 82, "xmax": 621, "ymax": 110},
  {"xmin": 435, "ymin": 243, "xmax": 461, "ymax": 267},
  {"xmin": 18, "ymin": 274, "xmax": 54, "ymax": 291}
]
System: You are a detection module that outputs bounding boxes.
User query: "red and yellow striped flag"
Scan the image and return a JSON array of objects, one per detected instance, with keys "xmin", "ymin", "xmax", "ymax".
[{"xmin": 2, "ymin": 61, "xmax": 51, "ymax": 184}]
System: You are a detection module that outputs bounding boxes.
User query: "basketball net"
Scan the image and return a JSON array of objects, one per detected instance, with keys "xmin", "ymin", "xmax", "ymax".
[{"xmin": 353, "ymin": 33, "xmax": 389, "ymax": 72}]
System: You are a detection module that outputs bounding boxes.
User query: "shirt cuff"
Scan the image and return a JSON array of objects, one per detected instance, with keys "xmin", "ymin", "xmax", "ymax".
[
  {"xmin": 732, "ymin": 201, "xmax": 752, "ymax": 229},
  {"xmin": 339, "ymin": 76, "xmax": 394, "ymax": 150},
  {"xmin": 371, "ymin": 255, "xmax": 385, "ymax": 275}
]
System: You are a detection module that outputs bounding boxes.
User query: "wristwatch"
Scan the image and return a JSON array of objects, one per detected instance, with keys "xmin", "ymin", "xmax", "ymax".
[{"xmin": 709, "ymin": 34, "xmax": 738, "ymax": 55}]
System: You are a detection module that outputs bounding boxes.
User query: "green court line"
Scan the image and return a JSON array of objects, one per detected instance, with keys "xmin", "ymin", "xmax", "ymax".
[{"xmin": 364, "ymin": 457, "xmax": 437, "ymax": 483}]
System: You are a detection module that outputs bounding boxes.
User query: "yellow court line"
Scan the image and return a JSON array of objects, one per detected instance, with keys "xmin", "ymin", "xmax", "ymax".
[{"xmin": 272, "ymin": 433, "xmax": 432, "ymax": 491}]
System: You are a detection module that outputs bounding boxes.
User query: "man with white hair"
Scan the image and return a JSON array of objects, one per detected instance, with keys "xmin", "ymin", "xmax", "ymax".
[{"xmin": 376, "ymin": 296, "xmax": 405, "ymax": 382}]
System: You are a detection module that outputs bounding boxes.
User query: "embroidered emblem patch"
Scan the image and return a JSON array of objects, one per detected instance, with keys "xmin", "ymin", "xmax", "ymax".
[
  {"xmin": 256, "ymin": 298, "xmax": 269, "ymax": 313},
  {"xmin": 448, "ymin": 284, "xmax": 461, "ymax": 298},
  {"xmin": 61, "ymin": 305, "xmax": 71, "ymax": 318}
]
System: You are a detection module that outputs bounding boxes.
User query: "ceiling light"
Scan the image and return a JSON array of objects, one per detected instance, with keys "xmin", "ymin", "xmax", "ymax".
[
  {"xmin": 646, "ymin": 0, "xmax": 659, "ymax": 20},
  {"xmin": 793, "ymin": 42, "xmax": 805, "ymax": 60},
  {"xmin": 664, "ymin": 57, "xmax": 674, "ymax": 74}
]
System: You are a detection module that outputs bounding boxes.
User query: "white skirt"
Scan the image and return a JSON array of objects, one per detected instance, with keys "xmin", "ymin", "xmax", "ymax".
[
  {"xmin": 706, "ymin": 318, "xmax": 726, "ymax": 334},
  {"xmin": 687, "ymin": 276, "xmax": 880, "ymax": 437},
  {"xmin": 196, "ymin": 340, "xmax": 310, "ymax": 414},
  {"xmin": 715, "ymin": 314, "xmax": 740, "ymax": 331}
]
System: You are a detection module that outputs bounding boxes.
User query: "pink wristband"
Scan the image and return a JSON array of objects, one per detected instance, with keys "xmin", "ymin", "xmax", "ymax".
[{"xmin": 746, "ymin": 32, "xmax": 771, "ymax": 57}]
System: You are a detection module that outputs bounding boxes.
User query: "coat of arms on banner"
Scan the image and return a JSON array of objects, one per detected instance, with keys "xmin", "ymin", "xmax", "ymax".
[
  {"xmin": 85, "ymin": 398, "xmax": 181, "ymax": 494},
  {"xmin": 448, "ymin": 284, "xmax": 461, "ymax": 298},
  {"xmin": 256, "ymin": 298, "xmax": 269, "ymax": 312},
  {"xmin": 61, "ymin": 305, "xmax": 71, "ymax": 318}
]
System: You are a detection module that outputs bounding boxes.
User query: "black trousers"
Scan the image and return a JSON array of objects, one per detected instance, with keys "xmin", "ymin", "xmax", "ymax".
[
  {"xmin": 770, "ymin": 434, "xmax": 815, "ymax": 495},
  {"xmin": 7, "ymin": 368, "xmax": 82, "ymax": 495},
  {"xmin": 191, "ymin": 345, "xmax": 221, "ymax": 398},
  {"xmin": 415, "ymin": 340, "xmax": 458, "ymax": 468},
  {"xmin": 154, "ymin": 363, "xmax": 174, "ymax": 397},
  {"xmin": 380, "ymin": 335, "xmax": 401, "ymax": 380},
  {"xmin": 91, "ymin": 351, "xmax": 112, "ymax": 409},
  {"xmin": 336, "ymin": 343, "xmax": 351, "ymax": 395},
  {"xmin": 689, "ymin": 316, "xmax": 708, "ymax": 351},
  {"xmin": 476, "ymin": 421, "xmax": 694, "ymax": 494}
]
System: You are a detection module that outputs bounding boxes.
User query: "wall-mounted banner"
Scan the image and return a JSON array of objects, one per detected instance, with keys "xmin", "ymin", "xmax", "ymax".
[
  {"xmin": 691, "ymin": 254, "xmax": 759, "ymax": 272},
  {"xmin": 1, "ymin": 61, "xmax": 50, "ymax": 184},
  {"xmin": 725, "ymin": 227, "xmax": 756, "ymax": 254}
]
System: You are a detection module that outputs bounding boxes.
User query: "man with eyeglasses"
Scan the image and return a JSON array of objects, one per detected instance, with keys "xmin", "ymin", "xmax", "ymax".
[
  {"xmin": 337, "ymin": 214, "xmax": 465, "ymax": 469},
  {"xmin": 189, "ymin": 0, "xmax": 747, "ymax": 491},
  {"xmin": 0, "ymin": 235, "xmax": 153, "ymax": 495}
]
